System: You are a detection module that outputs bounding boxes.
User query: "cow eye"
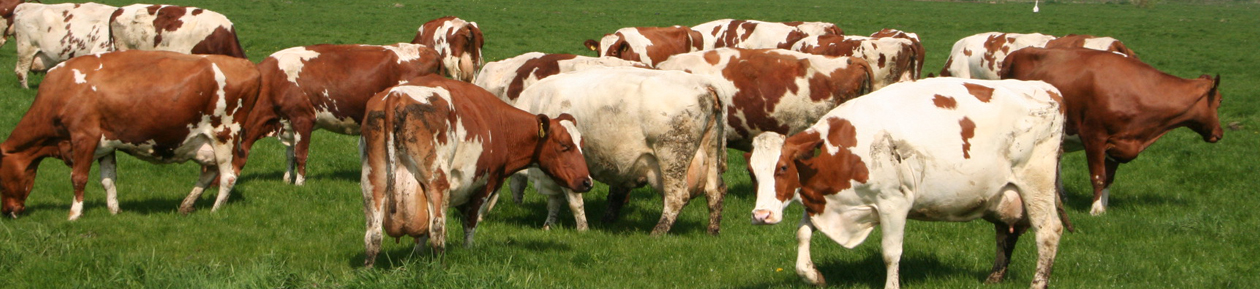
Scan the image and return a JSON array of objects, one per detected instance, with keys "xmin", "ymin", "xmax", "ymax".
[
  {"xmin": 778, "ymin": 165, "xmax": 788, "ymax": 173},
  {"xmin": 560, "ymin": 144, "xmax": 571, "ymax": 151}
]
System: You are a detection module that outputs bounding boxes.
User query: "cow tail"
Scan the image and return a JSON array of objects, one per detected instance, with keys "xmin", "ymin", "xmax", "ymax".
[
  {"xmin": 1054, "ymin": 148, "xmax": 1076, "ymax": 233},
  {"xmin": 382, "ymin": 101, "xmax": 400, "ymax": 217},
  {"xmin": 856, "ymin": 58, "xmax": 874, "ymax": 95}
]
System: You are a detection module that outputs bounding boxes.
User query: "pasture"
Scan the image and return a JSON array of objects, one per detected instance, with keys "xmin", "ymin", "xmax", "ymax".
[{"xmin": 1, "ymin": 0, "xmax": 1257, "ymax": 287}]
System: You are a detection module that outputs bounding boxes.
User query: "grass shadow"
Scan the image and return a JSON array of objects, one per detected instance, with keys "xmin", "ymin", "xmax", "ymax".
[{"xmin": 731, "ymin": 251, "xmax": 982, "ymax": 289}]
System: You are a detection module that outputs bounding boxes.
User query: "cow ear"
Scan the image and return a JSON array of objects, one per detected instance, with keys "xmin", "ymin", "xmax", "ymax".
[
  {"xmin": 536, "ymin": 114, "xmax": 551, "ymax": 138},
  {"xmin": 1209, "ymin": 74, "xmax": 1221, "ymax": 101},
  {"xmin": 584, "ymin": 40, "xmax": 599, "ymax": 52},
  {"xmin": 784, "ymin": 134, "xmax": 824, "ymax": 161}
]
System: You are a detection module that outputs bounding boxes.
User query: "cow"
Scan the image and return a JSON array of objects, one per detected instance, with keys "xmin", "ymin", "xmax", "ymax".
[
  {"xmin": 747, "ymin": 78, "xmax": 1066, "ymax": 289},
  {"xmin": 583, "ymin": 25, "xmax": 704, "ymax": 67},
  {"xmin": 10, "ymin": 2, "xmax": 117, "ymax": 89},
  {"xmin": 1001, "ymin": 47, "xmax": 1223, "ymax": 215},
  {"xmin": 940, "ymin": 32, "xmax": 1139, "ymax": 79},
  {"xmin": 511, "ymin": 67, "xmax": 727, "ymax": 235},
  {"xmin": 239, "ymin": 43, "xmax": 442, "ymax": 186},
  {"xmin": 470, "ymin": 52, "xmax": 646, "ymax": 229},
  {"xmin": 109, "ymin": 4, "xmax": 247, "ymax": 58},
  {"xmin": 411, "ymin": 16, "xmax": 483, "ymax": 82},
  {"xmin": 869, "ymin": 28, "xmax": 925, "ymax": 79},
  {"xmin": 1043, "ymin": 34, "xmax": 1138, "ymax": 59},
  {"xmin": 0, "ymin": 0, "xmax": 31, "ymax": 47},
  {"xmin": 656, "ymin": 48, "xmax": 874, "ymax": 151},
  {"xmin": 0, "ymin": 50, "xmax": 261, "ymax": 220},
  {"xmin": 359, "ymin": 74, "xmax": 593, "ymax": 267},
  {"xmin": 791, "ymin": 35, "xmax": 919, "ymax": 90},
  {"xmin": 692, "ymin": 19, "xmax": 840, "ymax": 50}
]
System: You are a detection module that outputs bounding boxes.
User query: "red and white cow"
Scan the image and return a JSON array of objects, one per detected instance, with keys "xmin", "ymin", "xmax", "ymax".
[
  {"xmin": 791, "ymin": 35, "xmax": 919, "ymax": 90},
  {"xmin": 583, "ymin": 25, "xmax": 704, "ymax": 66},
  {"xmin": 869, "ymin": 28, "xmax": 925, "ymax": 79},
  {"xmin": 0, "ymin": 50, "xmax": 260, "ymax": 219},
  {"xmin": 747, "ymin": 78, "xmax": 1066, "ymax": 288},
  {"xmin": 656, "ymin": 48, "xmax": 874, "ymax": 151},
  {"xmin": 110, "ymin": 4, "xmax": 247, "ymax": 58},
  {"xmin": 1001, "ymin": 47, "xmax": 1223, "ymax": 215},
  {"xmin": 940, "ymin": 32, "xmax": 1138, "ymax": 79},
  {"xmin": 359, "ymin": 74, "xmax": 592, "ymax": 267},
  {"xmin": 411, "ymin": 16, "xmax": 483, "ymax": 82},
  {"xmin": 10, "ymin": 2, "xmax": 117, "ymax": 89},
  {"xmin": 0, "ymin": 0, "xmax": 31, "ymax": 47},
  {"xmin": 692, "ymin": 19, "xmax": 840, "ymax": 50},
  {"xmin": 240, "ymin": 43, "xmax": 442, "ymax": 186},
  {"xmin": 474, "ymin": 52, "xmax": 647, "ymax": 104},
  {"xmin": 512, "ymin": 67, "xmax": 727, "ymax": 235}
]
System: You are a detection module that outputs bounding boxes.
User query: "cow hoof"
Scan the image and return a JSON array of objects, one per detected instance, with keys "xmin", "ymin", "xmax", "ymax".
[
  {"xmin": 179, "ymin": 206, "xmax": 196, "ymax": 215},
  {"xmin": 1089, "ymin": 202, "xmax": 1106, "ymax": 216},
  {"xmin": 542, "ymin": 224, "xmax": 552, "ymax": 231}
]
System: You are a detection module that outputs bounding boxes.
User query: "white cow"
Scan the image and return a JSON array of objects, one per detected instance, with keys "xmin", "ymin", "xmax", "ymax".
[
  {"xmin": 747, "ymin": 78, "xmax": 1067, "ymax": 289},
  {"xmin": 513, "ymin": 67, "xmax": 727, "ymax": 236},
  {"xmin": 10, "ymin": 2, "xmax": 117, "ymax": 88},
  {"xmin": 110, "ymin": 4, "xmax": 246, "ymax": 58}
]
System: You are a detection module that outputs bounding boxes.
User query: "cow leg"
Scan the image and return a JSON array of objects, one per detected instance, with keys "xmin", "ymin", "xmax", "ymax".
[
  {"xmin": 67, "ymin": 139, "xmax": 98, "ymax": 221},
  {"xmin": 1028, "ymin": 204, "xmax": 1063, "ymax": 289},
  {"xmin": 460, "ymin": 197, "xmax": 488, "ymax": 248},
  {"xmin": 601, "ymin": 186, "xmax": 631, "ymax": 223},
  {"xmin": 544, "ymin": 193, "xmax": 563, "ymax": 231},
  {"xmin": 98, "ymin": 152, "xmax": 120, "ymax": 215},
  {"xmin": 704, "ymin": 181, "xmax": 726, "ymax": 236},
  {"xmin": 650, "ymin": 187, "xmax": 691, "ymax": 236},
  {"xmin": 1083, "ymin": 144, "xmax": 1110, "ymax": 215},
  {"xmin": 564, "ymin": 189, "xmax": 589, "ymax": 231},
  {"xmin": 287, "ymin": 118, "xmax": 315, "ymax": 186},
  {"xmin": 878, "ymin": 211, "xmax": 908, "ymax": 289},
  {"xmin": 180, "ymin": 166, "xmax": 219, "ymax": 215},
  {"xmin": 509, "ymin": 172, "xmax": 528, "ymax": 204},
  {"xmin": 795, "ymin": 218, "xmax": 826, "ymax": 286},
  {"xmin": 14, "ymin": 41, "xmax": 35, "ymax": 89},
  {"xmin": 984, "ymin": 221, "xmax": 1029, "ymax": 283},
  {"xmin": 210, "ymin": 162, "xmax": 239, "ymax": 212}
]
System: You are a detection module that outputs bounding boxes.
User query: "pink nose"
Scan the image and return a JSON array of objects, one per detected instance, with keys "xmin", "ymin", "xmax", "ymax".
[{"xmin": 752, "ymin": 209, "xmax": 772, "ymax": 224}]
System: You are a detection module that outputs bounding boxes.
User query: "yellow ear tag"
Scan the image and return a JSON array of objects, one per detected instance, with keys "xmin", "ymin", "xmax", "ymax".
[{"xmin": 538, "ymin": 125, "xmax": 546, "ymax": 138}]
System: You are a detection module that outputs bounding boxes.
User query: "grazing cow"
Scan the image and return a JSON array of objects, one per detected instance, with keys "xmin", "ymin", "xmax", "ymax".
[
  {"xmin": 583, "ymin": 25, "xmax": 704, "ymax": 66},
  {"xmin": 940, "ymin": 32, "xmax": 1138, "ymax": 79},
  {"xmin": 791, "ymin": 35, "xmax": 919, "ymax": 90},
  {"xmin": 0, "ymin": 50, "xmax": 261, "ymax": 219},
  {"xmin": 359, "ymin": 74, "xmax": 593, "ymax": 267},
  {"xmin": 411, "ymin": 16, "xmax": 483, "ymax": 82},
  {"xmin": 512, "ymin": 67, "xmax": 727, "ymax": 235},
  {"xmin": 692, "ymin": 19, "xmax": 840, "ymax": 51},
  {"xmin": 1043, "ymin": 34, "xmax": 1138, "ymax": 59},
  {"xmin": 656, "ymin": 48, "xmax": 873, "ymax": 151},
  {"xmin": 474, "ymin": 52, "xmax": 647, "ymax": 104},
  {"xmin": 1001, "ymin": 47, "xmax": 1223, "ymax": 215},
  {"xmin": 10, "ymin": 2, "xmax": 118, "ymax": 89},
  {"xmin": 239, "ymin": 43, "xmax": 442, "ymax": 186},
  {"xmin": 869, "ymin": 28, "xmax": 926, "ymax": 79},
  {"xmin": 110, "ymin": 4, "xmax": 247, "ymax": 58},
  {"xmin": 747, "ymin": 78, "xmax": 1066, "ymax": 288}
]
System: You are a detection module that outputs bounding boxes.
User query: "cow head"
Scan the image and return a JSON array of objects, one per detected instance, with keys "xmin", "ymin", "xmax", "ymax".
[
  {"xmin": 585, "ymin": 33, "xmax": 634, "ymax": 61},
  {"xmin": 533, "ymin": 114, "xmax": 593, "ymax": 192},
  {"xmin": 1189, "ymin": 74, "xmax": 1224, "ymax": 143},
  {"xmin": 412, "ymin": 17, "xmax": 483, "ymax": 82},
  {"xmin": 748, "ymin": 132, "xmax": 817, "ymax": 225},
  {"xmin": 0, "ymin": 150, "xmax": 40, "ymax": 218}
]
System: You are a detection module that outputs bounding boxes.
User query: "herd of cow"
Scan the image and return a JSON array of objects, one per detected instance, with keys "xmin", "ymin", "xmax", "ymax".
[{"xmin": 0, "ymin": 1, "xmax": 1226, "ymax": 288}]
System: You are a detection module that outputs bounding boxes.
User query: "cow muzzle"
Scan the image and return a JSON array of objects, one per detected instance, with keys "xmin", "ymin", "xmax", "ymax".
[
  {"xmin": 574, "ymin": 177, "xmax": 594, "ymax": 193},
  {"xmin": 751, "ymin": 209, "xmax": 779, "ymax": 225}
]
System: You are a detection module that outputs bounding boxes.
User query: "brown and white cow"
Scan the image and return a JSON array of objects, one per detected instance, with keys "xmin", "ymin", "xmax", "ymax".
[
  {"xmin": 359, "ymin": 74, "xmax": 592, "ymax": 267},
  {"xmin": 791, "ymin": 35, "xmax": 919, "ymax": 90},
  {"xmin": 513, "ymin": 67, "xmax": 727, "ymax": 235},
  {"xmin": 583, "ymin": 25, "xmax": 704, "ymax": 67},
  {"xmin": 940, "ymin": 32, "xmax": 1138, "ymax": 79},
  {"xmin": 692, "ymin": 19, "xmax": 840, "ymax": 50},
  {"xmin": 0, "ymin": 50, "xmax": 260, "ymax": 219},
  {"xmin": 869, "ymin": 28, "xmax": 925, "ymax": 79},
  {"xmin": 10, "ymin": 2, "xmax": 117, "ymax": 89},
  {"xmin": 0, "ymin": 0, "xmax": 32, "ymax": 47},
  {"xmin": 474, "ymin": 52, "xmax": 648, "ymax": 105},
  {"xmin": 1001, "ymin": 47, "xmax": 1223, "ymax": 215},
  {"xmin": 240, "ymin": 43, "xmax": 442, "ymax": 186},
  {"xmin": 411, "ymin": 16, "xmax": 483, "ymax": 82},
  {"xmin": 656, "ymin": 48, "xmax": 874, "ymax": 151},
  {"xmin": 747, "ymin": 78, "xmax": 1066, "ymax": 288},
  {"xmin": 109, "ymin": 4, "xmax": 247, "ymax": 58}
]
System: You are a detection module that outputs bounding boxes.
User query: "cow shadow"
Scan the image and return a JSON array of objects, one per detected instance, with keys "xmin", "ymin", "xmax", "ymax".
[
  {"xmin": 491, "ymin": 188, "xmax": 715, "ymax": 236},
  {"xmin": 236, "ymin": 168, "xmax": 359, "ymax": 185},
  {"xmin": 1058, "ymin": 184, "xmax": 1184, "ymax": 214},
  {"xmin": 345, "ymin": 233, "xmax": 573, "ymax": 269},
  {"xmin": 22, "ymin": 187, "xmax": 250, "ymax": 216},
  {"xmin": 731, "ymin": 252, "xmax": 982, "ymax": 289}
]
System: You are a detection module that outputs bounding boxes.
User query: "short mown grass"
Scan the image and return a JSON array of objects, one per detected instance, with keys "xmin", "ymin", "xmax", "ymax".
[{"xmin": 0, "ymin": 0, "xmax": 1257, "ymax": 288}]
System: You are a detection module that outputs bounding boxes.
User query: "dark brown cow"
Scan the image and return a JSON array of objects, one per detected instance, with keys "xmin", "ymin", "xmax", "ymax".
[
  {"xmin": 360, "ymin": 74, "xmax": 592, "ymax": 267},
  {"xmin": 0, "ymin": 50, "xmax": 261, "ymax": 219},
  {"xmin": 411, "ymin": 16, "xmax": 483, "ymax": 82},
  {"xmin": 1001, "ymin": 47, "xmax": 1223, "ymax": 215},
  {"xmin": 239, "ymin": 43, "xmax": 442, "ymax": 186},
  {"xmin": 584, "ymin": 25, "xmax": 704, "ymax": 66},
  {"xmin": 110, "ymin": 4, "xmax": 247, "ymax": 58}
]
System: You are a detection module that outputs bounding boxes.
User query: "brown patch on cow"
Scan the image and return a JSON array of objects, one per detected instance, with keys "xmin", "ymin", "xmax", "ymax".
[
  {"xmin": 959, "ymin": 117, "xmax": 976, "ymax": 159},
  {"xmin": 963, "ymin": 83, "xmax": 994, "ymax": 102},
  {"xmin": 798, "ymin": 118, "xmax": 869, "ymax": 216},
  {"xmin": 877, "ymin": 53, "xmax": 887, "ymax": 68},
  {"xmin": 151, "ymin": 6, "xmax": 188, "ymax": 46},
  {"xmin": 723, "ymin": 50, "xmax": 805, "ymax": 139},
  {"xmin": 190, "ymin": 26, "xmax": 246, "ymax": 58},
  {"xmin": 1046, "ymin": 90, "xmax": 1066, "ymax": 114},
  {"xmin": 191, "ymin": 9, "xmax": 203, "ymax": 16},
  {"xmin": 933, "ymin": 94, "xmax": 957, "ymax": 109},
  {"xmin": 963, "ymin": 48, "xmax": 972, "ymax": 56},
  {"xmin": 982, "ymin": 34, "xmax": 1010, "ymax": 70},
  {"xmin": 505, "ymin": 54, "xmax": 577, "ymax": 101},
  {"xmin": 703, "ymin": 50, "xmax": 722, "ymax": 65}
]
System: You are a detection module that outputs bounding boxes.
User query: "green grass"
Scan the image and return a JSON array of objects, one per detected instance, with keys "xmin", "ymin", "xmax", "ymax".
[{"xmin": 1, "ymin": 0, "xmax": 1257, "ymax": 288}]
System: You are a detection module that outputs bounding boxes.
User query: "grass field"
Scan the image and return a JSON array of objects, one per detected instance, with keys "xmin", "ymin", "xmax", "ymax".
[{"xmin": 1, "ymin": 0, "xmax": 1257, "ymax": 288}]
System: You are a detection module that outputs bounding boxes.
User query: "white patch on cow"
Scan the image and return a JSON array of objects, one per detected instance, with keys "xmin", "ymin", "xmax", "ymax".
[
  {"xmin": 273, "ymin": 47, "xmax": 321, "ymax": 84},
  {"xmin": 1082, "ymin": 37, "xmax": 1116, "ymax": 51},
  {"xmin": 603, "ymin": 28, "xmax": 656, "ymax": 64},
  {"xmin": 390, "ymin": 85, "xmax": 455, "ymax": 110},
  {"xmin": 314, "ymin": 108, "xmax": 360, "ymax": 135},
  {"xmin": 72, "ymin": 69, "xmax": 87, "ymax": 84},
  {"xmin": 558, "ymin": 120, "xmax": 583, "ymax": 154},
  {"xmin": 749, "ymin": 132, "xmax": 790, "ymax": 224},
  {"xmin": 382, "ymin": 43, "xmax": 424, "ymax": 63}
]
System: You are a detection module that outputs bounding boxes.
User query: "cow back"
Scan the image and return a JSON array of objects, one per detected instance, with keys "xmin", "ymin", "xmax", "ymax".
[
  {"xmin": 475, "ymin": 52, "xmax": 648, "ymax": 103},
  {"xmin": 411, "ymin": 16, "xmax": 483, "ymax": 82}
]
